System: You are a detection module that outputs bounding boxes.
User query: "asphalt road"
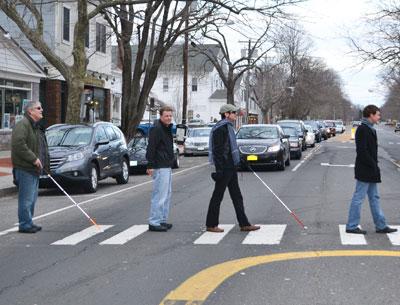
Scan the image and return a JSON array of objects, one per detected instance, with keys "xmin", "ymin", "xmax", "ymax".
[{"xmin": 1, "ymin": 128, "xmax": 400, "ymax": 305}]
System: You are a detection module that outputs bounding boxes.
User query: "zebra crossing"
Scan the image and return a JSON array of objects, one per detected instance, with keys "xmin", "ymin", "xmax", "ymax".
[{"xmin": 44, "ymin": 224, "xmax": 400, "ymax": 246}]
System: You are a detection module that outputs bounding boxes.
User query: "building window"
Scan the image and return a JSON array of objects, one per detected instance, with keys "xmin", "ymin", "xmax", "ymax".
[
  {"xmin": 96, "ymin": 23, "xmax": 106, "ymax": 53},
  {"xmin": 192, "ymin": 77, "xmax": 198, "ymax": 92},
  {"xmin": 63, "ymin": 7, "xmax": 70, "ymax": 42},
  {"xmin": 85, "ymin": 25, "xmax": 90, "ymax": 48},
  {"xmin": 163, "ymin": 78, "xmax": 169, "ymax": 92}
]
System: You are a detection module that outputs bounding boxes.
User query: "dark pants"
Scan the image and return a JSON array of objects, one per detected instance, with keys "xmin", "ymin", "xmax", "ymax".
[{"xmin": 206, "ymin": 169, "xmax": 251, "ymax": 227}]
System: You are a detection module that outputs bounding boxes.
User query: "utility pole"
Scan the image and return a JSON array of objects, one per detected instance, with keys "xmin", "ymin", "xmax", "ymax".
[{"xmin": 182, "ymin": 4, "xmax": 189, "ymax": 125}]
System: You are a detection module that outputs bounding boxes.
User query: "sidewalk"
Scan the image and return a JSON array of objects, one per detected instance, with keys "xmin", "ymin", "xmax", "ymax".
[{"xmin": 0, "ymin": 151, "xmax": 16, "ymax": 196}]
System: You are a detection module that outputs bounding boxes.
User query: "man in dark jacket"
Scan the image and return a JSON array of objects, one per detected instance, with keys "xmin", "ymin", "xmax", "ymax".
[
  {"xmin": 146, "ymin": 106, "xmax": 175, "ymax": 232},
  {"xmin": 346, "ymin": 105, "xmax": 397, "ymax": 234},
  {"xmin": 206, "ymin": 104, "xmax": 260, "ymax": 233},
  {"xmin": 11, "ymin": 101, "xmax": 49, "ymax": 233}
]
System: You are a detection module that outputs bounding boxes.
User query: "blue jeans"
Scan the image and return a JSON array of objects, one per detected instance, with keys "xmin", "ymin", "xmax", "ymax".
[
  {"xmin": 346, "ymin": 180, "xmax": 387, "ymax": 230},
  {"xmin": 149, "ymin": 168, "xmax": 172, "ymax": 226},
  {"xmin": 14, "ymin": 168, "xmax": 39, "ymax": 230}
]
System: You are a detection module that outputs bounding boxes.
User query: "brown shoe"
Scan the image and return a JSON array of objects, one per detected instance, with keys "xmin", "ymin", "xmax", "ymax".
[
  {"xmin": 240, "ymin": 225, "xmax": 261, "ymax": 232},
  {"xmin": 206, "ymin": 226, "xmax": 225, "ymax": 233}
]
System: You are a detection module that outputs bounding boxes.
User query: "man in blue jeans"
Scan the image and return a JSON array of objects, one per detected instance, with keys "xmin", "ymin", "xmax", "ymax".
[
  {"xmin": 11, "ymin": 101, "xmax": 49, "ymax": 233},
  {"xmin": 346, "ymin": 105, "xmax": 397, "ymax": 234},
  {"xmin": 146, "ymin": 106, "xmax": 175, "ymax": 232}
]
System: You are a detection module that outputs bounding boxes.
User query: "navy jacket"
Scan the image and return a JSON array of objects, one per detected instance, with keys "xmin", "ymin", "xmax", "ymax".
[{"xmin": 146, "ymin": 120, "xmax": 174, "ymax": 169}]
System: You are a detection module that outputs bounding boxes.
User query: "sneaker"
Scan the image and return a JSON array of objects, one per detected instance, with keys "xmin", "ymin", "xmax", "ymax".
[
  {"xmin": 148, "ymin": 225, "xmax": 167, "ymax": 232},
  {"xmin": 206, "ymin": 226, "xmax": 224, "ymax": 233},
  {"xmin": 346, "ymin": 227, "xmax": 367, "ymax": 235},
  {"xmin": 160, "ymin": 223, "xmax": 173, "ymax": 230},
  {"xmin": 376, "ymin": 227, "xmax": 398, "ymax": 234},
  {"xmin": 18, "ymin": 227, "xmax": 38, "ymax": 234},
  {"xmin": 240, "ymin": 225, "xmax": 261, "ymax": 232}
]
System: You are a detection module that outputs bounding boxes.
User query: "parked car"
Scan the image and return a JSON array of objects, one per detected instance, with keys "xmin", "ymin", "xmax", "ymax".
[
  {"xmin": 352, "ymin": 121, "xmax": 361, "ymax": 127},
  {"xmin": 236, "ymin": 124, "xmax": 290, "ymax": 171},
  {"xmin": 304, "ymin": 120, "xmax": 322, "ymax": 142},
  {"xmin": 282, "ymin": 126, "xmax": 302, "ymax": 159},
  {"xmin": 40, "ymin": 122, "xmax": 130, "ymax": 193},
  {"xmin": 395, "ymin": 123, "xmax": 400, "ymax": 132},
  {"xmin": 135, "ymin": 120, "xmax": 177, "ymax": 137},
  {"xmin": 317, "ymin": 121, "xmax": 328, "ymax": 140},
  {"xmin": 127, "ymin": 137, "xmax": 180, "ymax": 173},
  {"xmin": 304, "ymin": 124, "xmax": 316, "ymax": 147},
  {"xmin": 324, "ymin": 120, "xmax": 336, "ymax": 137},
  {"xmin": 187, "ymin": 119, "xmax": 206, "ymax": 128},
  {"xmin": 335, "ymin": 120, "xmax": 345, "ymax": 133},
  {"xmin": 184, "ymin": 127, "xmax": 212, "ymax": 156},
  {"xmin": 277, "ymin": 120, "xmax": 307, "ymax": 151}
]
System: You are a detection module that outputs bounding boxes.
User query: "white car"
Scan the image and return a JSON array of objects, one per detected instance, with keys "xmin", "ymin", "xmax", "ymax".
[
  {"xmin": 335, "ymin": 120, "xmax": 345, "ymax": 133},
  {"xmin": 184, "ymin": 127, "xmax": 212, "ymax": 156},
  {"xmin": 304, "ymin": 125, "xmax": 316, "ymax": 147}
]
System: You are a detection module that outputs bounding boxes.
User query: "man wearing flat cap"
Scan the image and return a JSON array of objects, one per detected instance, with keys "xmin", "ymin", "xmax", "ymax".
[{"xmin": 206, "ymin": 104, "xmax": 260, "ymax": 233}]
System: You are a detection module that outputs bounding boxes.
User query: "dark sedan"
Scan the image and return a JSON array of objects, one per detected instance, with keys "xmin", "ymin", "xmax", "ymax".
[
  {"xmin": 281, "ymin": 126, "xmax": 302, "ymax": 159},
  {"xmin": 128, "ymin": 137, "xmax": 180, "ymax": 173},
  {"xmin": 237, "ymin": 124, "xmax": 290, "ymax": 171}
]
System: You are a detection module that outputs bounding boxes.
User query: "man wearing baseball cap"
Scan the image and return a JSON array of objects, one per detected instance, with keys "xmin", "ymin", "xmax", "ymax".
[{"xmin": 206, "ymin": 104, "xmax": 260, "ymax": 233}]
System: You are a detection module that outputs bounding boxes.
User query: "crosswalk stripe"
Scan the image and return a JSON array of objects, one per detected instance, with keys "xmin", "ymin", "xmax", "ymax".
[
  {"xmin": 193, "ymin": 224, "xmax": 235, "ymax": 245},
  {"xmin": 242, "ymin": 225, "xmax": 286, "ymax": 245},
  {"xmin": 386, "ymin": 226, "xmax": 400, "ymax": 246},
  {"xmin": 51, "ymin": 225, "xmax": 113, "ymax": 245},
  {"xmin": 339, "ymin": 225, "xmax": 367, "ymax": 245},
  {"xmin": 100, "ymin": 225, "xmax": 148, "ymax": 245}
]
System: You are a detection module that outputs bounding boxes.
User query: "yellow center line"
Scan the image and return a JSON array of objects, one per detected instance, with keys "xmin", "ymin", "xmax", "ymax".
[{"xmin": 159, "ymin": 250, "xmax": 400, "ymax": 304}]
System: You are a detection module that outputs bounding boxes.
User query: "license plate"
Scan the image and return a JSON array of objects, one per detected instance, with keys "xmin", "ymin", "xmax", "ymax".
[
  {"xmin": 130, "ymin": 160, "xmax": 138, "ymax": 166},
  {"xmin": 247, "ymin": 155, "xmax": 258, "ymax": 161},
  {"xmin": 197, "ymin": 147, "xmax": 205, "ymax": 151}
]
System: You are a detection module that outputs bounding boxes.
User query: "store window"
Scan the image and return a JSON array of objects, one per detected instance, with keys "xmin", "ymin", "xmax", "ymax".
[
  {"xmin": 0, "ymin": 79, "xmax": 31, "ymax": 129},
  {"xmin": 80, "ymin": 86, "xmax": 105, "ymax": 123}
]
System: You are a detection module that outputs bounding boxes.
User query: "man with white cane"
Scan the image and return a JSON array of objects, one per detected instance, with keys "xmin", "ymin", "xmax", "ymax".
[{"xmin": 206, "ymin": 104, "xmax": 260, "ymax": 233}]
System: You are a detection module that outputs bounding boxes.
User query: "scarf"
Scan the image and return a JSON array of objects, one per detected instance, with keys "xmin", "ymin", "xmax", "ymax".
[
  {"xmin": 208, "ymin": 119, "xmax": 240, "ymax": 166},
  {"xmin": 361, "ymin": 118, "xmax": 376, "ymax": 134}
]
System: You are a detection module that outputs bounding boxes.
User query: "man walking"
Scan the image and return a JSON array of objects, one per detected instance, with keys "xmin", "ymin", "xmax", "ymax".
[
  {"xmin": 146, "ymin": 106, "xmax": 175, "ymax": 232},
  {"xmin": 11, "ymin": 101, "xmax": 49, "ymax": 233},
  {"xmin": 346, "ymin": 105, "xmax": 397, "ymax": 234},
  {"xmin": 206, "ymin": 104, "xmax": 260, "ymax": 233}
]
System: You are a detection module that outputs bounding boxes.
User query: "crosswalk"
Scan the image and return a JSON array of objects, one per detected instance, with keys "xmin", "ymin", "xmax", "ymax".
[{"xmin": 40, "ymin": 224, "xmax": 400, "ymax": 247}]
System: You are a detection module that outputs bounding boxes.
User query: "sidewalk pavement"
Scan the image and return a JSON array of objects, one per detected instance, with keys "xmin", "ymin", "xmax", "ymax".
[{"xmin": 0, "ymin": 151, "xmax": 16, "ymax": 196}]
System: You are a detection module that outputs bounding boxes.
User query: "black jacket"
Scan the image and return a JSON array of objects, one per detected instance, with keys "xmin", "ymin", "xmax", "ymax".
[
  {"xmin": 212, "ymin": 124, "xmax": 234, "ymax": 171},
  {"xmin": 146, "ymin": 120, "xmax": 174, "ymax": 169},
  {"xmin": 354, "ymin": 123, "xmax": 381, "ymax": 183}
]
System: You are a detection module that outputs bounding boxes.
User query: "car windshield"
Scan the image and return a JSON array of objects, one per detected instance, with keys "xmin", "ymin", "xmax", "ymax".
[
  {"xmin": 129, "ymin": 137, "xmax": 147, "ymax": 148},
  {"xmin": 282, "ymin": 127, "xmax": 297, "ymax": 137},
  {"xmin": 188, "ymin": 128, "xmax": 211, "ymax": 137},
  {"xmin": 46, "ymin": 127, "xmax": 93, "ymax": 147},
  {"xmin": 279, "ymin": 122, "xmax": 301, "ymax": 132},
  {"xmin": 336, "ymin": 121, "xmax": 343, "ymax": 126},
  {"xmin": 305, "ymin": 125, "xmax": 313, "ymax": 132},
  {"xmin": 237, "ymin": 126, "xmax": 279, "ymax": 139},
  {"xmin": 304, "ymin": 121, "xmax": 318, "ymax": 129},
  {"xmin": 325, "ymin": 121, "xmax": 335, "ymax": 127}
]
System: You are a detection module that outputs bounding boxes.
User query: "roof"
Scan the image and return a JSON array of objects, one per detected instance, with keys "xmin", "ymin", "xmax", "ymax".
[{"xmin": 111, "ymin": 44, "xmax": 221, "ymax": 74}]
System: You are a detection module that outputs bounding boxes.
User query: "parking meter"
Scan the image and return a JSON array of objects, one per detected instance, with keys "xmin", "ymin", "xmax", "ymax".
[{"xmin": 176, "ymin": 124, "xmax": 187, "ymax": 145}]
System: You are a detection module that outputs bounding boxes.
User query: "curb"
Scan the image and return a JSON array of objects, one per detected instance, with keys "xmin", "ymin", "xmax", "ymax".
[{"xmin": 0, "ymin": 186, "xmax": 17, "ymax": 197}]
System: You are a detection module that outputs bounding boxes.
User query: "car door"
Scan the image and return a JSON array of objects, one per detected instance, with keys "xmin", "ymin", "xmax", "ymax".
[
  {"xmin": 93, "ymin": 126, "xmax": 112, "ymax": 177},
  {"xmin": 103, "ymin": 125, "xmax": 120, "ymax": 174}
]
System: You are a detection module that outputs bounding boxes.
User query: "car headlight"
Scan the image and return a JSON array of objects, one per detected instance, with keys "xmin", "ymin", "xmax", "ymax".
[
  {"xmin": 67, "ymin": 152, "xmax": 84, "ymax": 162},
  {"xmin": 268, "ymin": 145, "xmax": 280, "ymax": 153}
]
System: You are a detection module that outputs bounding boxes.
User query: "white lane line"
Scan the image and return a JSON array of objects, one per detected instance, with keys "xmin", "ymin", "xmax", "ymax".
[
  {"xmin": 100, "ymin": 225, "xmax": 148, "ymax": 245},
  {"xmin": 292, "ymin": 145, "xmax": 320, "ymax": 172},
  {"xmin": 321, "ymin": 163, "xmax": 355, "ymax": 168},
  {"xmin": 339, "ymin": 225, "xmax": 367, "ymax": 245},
  {"xmin": 51, "ymin": 225, "xmax": 113, "ymax": 245},
  {"xmin": 386, "ymin": 226, "xmax": 400, "ymax": 246},
  {"xmin": 1, "ymin": 162, "xmax": 208, "ymax": 236},
  {"xmin": 242, "ymin": 224, "xmax": 286, "ymax": 245},
  {"xmin": 0, "ymin": 227, "xmax": 18, "ymax": 236},
  {"xmin": 194, "ymin": 224, "xmax": 235, "ymax": 245},
  {"xmin": 389, "ymin": 142, "xmax": 394, "ymax": 145}
]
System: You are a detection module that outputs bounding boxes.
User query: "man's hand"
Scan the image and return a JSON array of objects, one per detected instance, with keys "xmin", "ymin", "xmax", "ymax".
[
  {"xmin": 146, "ymin": 169, "xmax": 154, "ymax": 177},
  {"xmin": 34, "ymin": 158, "xmax": 43, "ymax": 169}
]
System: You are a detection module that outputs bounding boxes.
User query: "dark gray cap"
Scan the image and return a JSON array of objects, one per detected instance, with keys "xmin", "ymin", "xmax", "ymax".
[{"xmin": 219, "ymin": 104, "xmax": 240, "ymax": 114}]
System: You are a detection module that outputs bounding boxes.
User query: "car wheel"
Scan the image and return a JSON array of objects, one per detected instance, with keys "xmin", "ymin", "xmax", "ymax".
[
  {"xmin": 311, "ymin": 143, "xmax": 315, "ymax": 148},
  {"xmin": 277, "ymin": 156, "xmax": 285, "ymax": 171},
  {"xmin": 297, "ymin": 151, "xmax": 302, "ymax": 160},
  {"xmin": 173, "ymin": 151, "xmax": 180, "ymax": 168},
  {"xmin": 116, "ymin": 159, "xmax": 130, "ymax": 184},
  {"xmin": 83, "ymin": 163, "xmax": 98, "ymax": 193}
]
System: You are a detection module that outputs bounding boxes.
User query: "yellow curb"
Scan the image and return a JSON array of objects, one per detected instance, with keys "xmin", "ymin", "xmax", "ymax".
[{"xmin": 159, "ymin": 250, "xmax": 400, "ymax": 304}]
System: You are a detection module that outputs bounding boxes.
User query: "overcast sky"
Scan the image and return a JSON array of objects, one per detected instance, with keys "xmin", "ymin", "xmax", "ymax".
[{"xmin": 292, "ymin": 0, "xmax": 385, "ymax": 106}]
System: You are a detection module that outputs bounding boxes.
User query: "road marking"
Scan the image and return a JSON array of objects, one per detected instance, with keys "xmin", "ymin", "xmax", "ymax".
[
  {"xmin": 0, "ymin": 162, "xmax": 209, "ymax": 237},
  {"xmin": 51, "ymin": 225, "xmax": 113, "ymax": 245},
  {"xmin": 321, "ymin": 163, "xmax": 355, "ymax": 168},
  {"xmin": 193, "ymin": 224, "xmax": 235, "ymax": 244},
  {"xmin": 339, "ymin": 225, "xmax": 367, "ymax": 245},
  {"xmin": 159, "ymin": 250, "xmax": 400, "ymax": 304},
  {"xmin": 292, "ymin": 145, "xmax": 320, "ymax": 172},
  {"xmin": 386, "ymin": 226, "xmax": 400, "ymax": 246},
  {"xmin": 389, "ymin": 142, "xmax": 394, "ymax": 145},
  {"xmin": 241, "ymin": 224, "xmax": 286, "ymax": 245},
  {"xmin": 100, "ymin": 225, "xmax": 148, "ymax": 245}
]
